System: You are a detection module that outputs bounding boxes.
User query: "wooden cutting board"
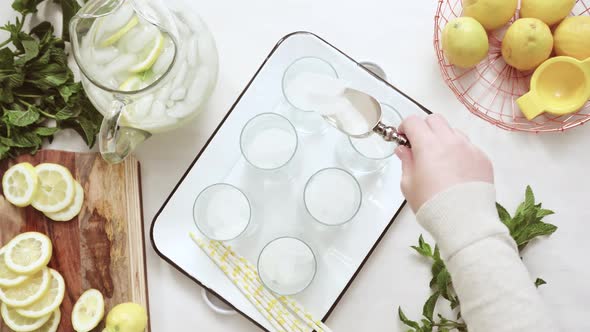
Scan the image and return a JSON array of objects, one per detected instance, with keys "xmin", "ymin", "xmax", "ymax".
[{"xmin": 0, "ymin": 150, "xmax": 149, "ymax": 332}]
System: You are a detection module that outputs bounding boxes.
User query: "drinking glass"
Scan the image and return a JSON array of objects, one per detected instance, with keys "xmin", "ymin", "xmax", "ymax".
[
  {"xmin": 240, "ymin": 113, "xmax": 298, "ymax": 171},
  {"xmin": 193, "ymin": 183, "xmax": 251, "ymax": 241},
  {"xmin": 257, "ymin": 237, "xmax": 317, "ymax": 295},
  {"xmin": 281, "ymin": 57, "xmax": 339, "ymax": 134},
  {"xmin": 303, "ymin": 168, "xmax": 362, "ymax": 226},
  {"xmin": 336, "ymin": 103, "xmax": 403, "ymax": 173}
]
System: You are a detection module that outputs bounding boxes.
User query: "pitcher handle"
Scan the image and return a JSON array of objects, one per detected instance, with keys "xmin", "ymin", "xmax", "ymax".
[{"xmin": 99, "ymin": 99, "xmax": 151, "ymax": 164}]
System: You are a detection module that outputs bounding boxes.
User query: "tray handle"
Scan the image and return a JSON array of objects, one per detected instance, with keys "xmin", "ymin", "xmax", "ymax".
[{"xmin": 201, "ymin": 289, "xmax": 237, "ymax": 316}]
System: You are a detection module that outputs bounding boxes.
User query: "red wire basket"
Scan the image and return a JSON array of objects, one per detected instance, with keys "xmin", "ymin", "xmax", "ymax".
[{"xmin": 434, "ymin": 0, "xmax": 590, "ymax": 133}]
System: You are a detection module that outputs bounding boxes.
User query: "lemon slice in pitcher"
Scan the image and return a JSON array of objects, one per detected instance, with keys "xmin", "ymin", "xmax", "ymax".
[
  {"xmin": 0, "ymin": 247, "xmax": 30, "ymax": 287},
  {"xmin": 45, "ymin": 181, "xmax": 85, "ymax": 222},
  {"xmin": 4, "ymin": 232, "xmax": 52, "ymax": 275},
  {"xmin": 32, "ymin": 163, "xmax": 76, "ymax": 213},
  {"xmin": 2, "ymin": 162, "xmax": 39, "ymax": 207},
  {"xmin": 0, "ymin": 267, "xmax": 51, "ymax": 307},
  {"xmin": 72, "ymin": 288, "xmax": 105, "ymax": 332},
  {"xmin": 129, "ymin": 31, "xmax": 165, "ymax": 73},
  {"xmin": 16, "ymin": 269, "xmax": 65, "ymax": 319},
  {"xmin": 101, "ymin": 15, "xmax": 139, "ymax": 47},
  {"xmin": 1, "ymin": 302, "xmax": 52, "ymax": 331}
]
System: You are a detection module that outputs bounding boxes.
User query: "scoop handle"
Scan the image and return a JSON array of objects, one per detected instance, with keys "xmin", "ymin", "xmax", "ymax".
[
  {"xmin": 516, "ymin": 92, "xmax": 545, "ymax": 120},
  {"xmin": 373, "ymin": 122, "xmax": 411, "ymax": 147}
]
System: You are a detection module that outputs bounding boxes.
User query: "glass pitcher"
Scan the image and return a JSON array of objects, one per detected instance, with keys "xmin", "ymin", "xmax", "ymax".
[{"xmin": 70, "ymin": 0, "xmax": 219, "ymax": 163}]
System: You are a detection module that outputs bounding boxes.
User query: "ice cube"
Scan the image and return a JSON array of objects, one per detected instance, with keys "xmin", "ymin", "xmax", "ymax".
[
  {"xmin": 92, "ymin": 46, "xmax": 120, "ymax": 65},
  {"xmin": 151, "ymin": 100, "xmax": 166, "ymax": 118},
  {"xmin": 166, "ymin": 100, "xmax": 175, "ymax": 108},
  {"xmin": 123, "ymin": 23, "xmax": 158, "ymax": 54},
  {"xmin": 155, "ymin": 83, "xmax": 173, "ymax": 102},
  {"xmin": 170, "ymin": 88, "xmax": 187, "ymax": 101},
  {"xmin": 152, "ymin": 40, "xmax": 175, "ymax": 75},
  {"xmin": 103, "ymin": 54, "xmax": 137, "ymax": 78},
  {"xmin": 171, "ymin": 61, "xmax": 188, "ymax": 91},
  {"xmin": 185, "ymin": 67, "xmax": 211, "ymax": 105},
  {"xmin": 187, "ymin": 37, "xmax": 199, "ymax": 68},
  {"xmin": 166, "ymin": 101, "xmax": 195, "ymax": 119},
  {"xmin": 127, "ymin": 95, "xmax": 154, "ymax": 122},
  {"xmin": 101, "ymin": 4, "xmax": 135, "ymax": 33}
]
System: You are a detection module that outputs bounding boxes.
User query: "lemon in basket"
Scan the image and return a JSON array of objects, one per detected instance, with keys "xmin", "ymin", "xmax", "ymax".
[
  {"xmin": 502, "ymin": 18, "xmax": 553, "ymax": 71},
  {"xmin": 463, "ymin": 0, "xmax": 518, "ymax": 30},
  {"xmin": 554, "ymin": 16, "xmax": 590, "ymax": 60},
  {"xmin": 442, "ymin": 17, "xmax": 489, "ymax": 69},
  {"xmin": 520, "ymin": 0, "xmax": 576, "ymax": 26}
]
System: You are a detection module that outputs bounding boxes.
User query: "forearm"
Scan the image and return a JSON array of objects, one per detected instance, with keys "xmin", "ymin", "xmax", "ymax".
[{"xmin": 416, "ymin": 182, "xmax": 557, "ymax": 332}]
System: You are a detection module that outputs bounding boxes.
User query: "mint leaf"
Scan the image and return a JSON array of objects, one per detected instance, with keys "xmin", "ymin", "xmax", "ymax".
[
  {"xmin": 412, "ymin": 235, "xmax": 433, "ymax": 258},
  {"xmin": 34, "ymin": 126, "xmax": 58, "ymax": 136},
  {"xmin": 496, "ymin": 203, "xmax": 511, "ymax": 227},
  {"xmin": 12, "ymin": 0, "xmax": 45, "ymax": 15},
  {"xmin": 422, "ymin": 292, "xmax": 440, "ymax": 321},
  {"xmin": 535, "ymin": 278, "xmax": 547, "ymax": 288},
  {"xmin": 398, "ymin": 307, "xmax": 421, "ymax": 330},
  {"xmin": 5, "ymin": 105, "xmax": 39, "ymax": 126}
]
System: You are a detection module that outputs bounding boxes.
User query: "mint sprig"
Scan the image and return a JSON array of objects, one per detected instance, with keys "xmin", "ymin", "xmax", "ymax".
[
  {"xmin": 0, "ymin": 0, "xmax": 102, "ymax": 160},
  {"xmin": 399, "ymin": 186, "xmax": 557, "ymax": 332}
]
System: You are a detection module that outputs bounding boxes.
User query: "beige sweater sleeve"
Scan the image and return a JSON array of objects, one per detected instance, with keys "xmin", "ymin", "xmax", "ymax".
[{"xmin": 416, "ymin": 182, "xmax": 558, "ymax": 332}]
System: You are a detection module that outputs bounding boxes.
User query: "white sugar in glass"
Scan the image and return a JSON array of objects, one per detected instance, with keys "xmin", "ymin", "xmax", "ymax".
[
  {"xmin": 240, "ymin": 113, "xmax": 298, "ymax": 170},
  {"xmin": 258, "ymin": 237, "xmax": 317, "ymax": 295},
  {"xmin": 193, "ymin": 184, "xmax": 251, "ymax": 241},
  {"xmin": 304, "ymin": 168, "xmax": 362, "ymax": 226}
]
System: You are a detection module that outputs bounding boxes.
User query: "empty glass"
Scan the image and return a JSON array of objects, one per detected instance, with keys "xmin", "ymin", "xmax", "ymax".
[
  {"xmin": 336, "ymin": 103, "xmax": 403, "ymax": 173},
  {"xmin": 303, "ymin": 168, "xmax": 362, "ymax": 226},
  {"xmin": 282, "ymin": 57, "xmax": 338, "ymax": 134},
  {"xmin": 257, "ymin": 237, "xmax": 317, "ymax": 295},
  {"xmin": 193, "ymin": 184, "xmax": 251, "ymax": 241},
  {"xmin": 240, "ymin": 113, "xmax": 298, "ymax": 171}
]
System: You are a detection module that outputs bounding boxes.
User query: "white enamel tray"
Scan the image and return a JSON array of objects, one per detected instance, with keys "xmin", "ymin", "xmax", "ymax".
[{"xmin": 150, "ymin": 32, "xmax": 430, "ymax": 331}]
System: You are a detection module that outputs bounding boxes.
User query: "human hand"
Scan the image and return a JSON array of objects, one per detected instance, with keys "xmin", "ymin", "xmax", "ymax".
[{"xmin": 395, "ymin": 114, "xmax": 494, "ymax": 212}]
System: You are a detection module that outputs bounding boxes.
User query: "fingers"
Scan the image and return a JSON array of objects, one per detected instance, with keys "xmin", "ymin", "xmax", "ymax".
[
  {"xmin": 395, "ymin": 145, "xmax": 414, "ymax": 176},
  {"xmin": 398, "ymin": 115, "xmax": 433, "ymax": 148},
  {"xmin": 454, "ymin": 129, "xmax": 470, "ymax": 142},
  {"xmin": 425, "ymin": 114, "xmax": 453, "ymax": 136}
]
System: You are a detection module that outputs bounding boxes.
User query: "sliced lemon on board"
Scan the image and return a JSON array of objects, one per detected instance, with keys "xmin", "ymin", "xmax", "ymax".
[
  {"xmin": 0, "ymin": 246, "xmax": 30, "ymax": 287},
  {"xmin": 0, "ymin": 267, "xmax": 51, "ymax": 308},
  {"xmin": 101, "ymin": 15, "xmax": 139, "ymax": 47},
  {"xmin": 72, "ymin": 288, "xmax": 105, "ymax": 332},
  {"xmin": 4, "ymin": 232, "xmax": 53, "ymax": 275},
  {"xmin": 29, "ymin": 308, "xmax": 61, "ymax": 332},
  {"xmin": 1, "ymin": 302, "xmax": 52, "ymax": 332},
  {"xmin": 129, "ymin": 31, "xmax": 165, "ymax": 73},
  {"xmin": 16, "ymin": 269, "xmax": 65, "ymax": 318},
  {"xmin": 32, "ymin": 163, "xmax": 76, "ymax": 213},
  {"xmin": 2, "ymin": 162, "xmax": 39, "ymax": 207},
  {"xmin": 45, "ymin": 181, "xmax": 84, "ymax": 222}
]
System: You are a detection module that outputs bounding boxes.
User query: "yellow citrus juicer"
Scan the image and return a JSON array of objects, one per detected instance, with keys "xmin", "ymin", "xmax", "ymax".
[{"xmin": 517, "ymin": 56, "xmax": 590, "ymax": 120}]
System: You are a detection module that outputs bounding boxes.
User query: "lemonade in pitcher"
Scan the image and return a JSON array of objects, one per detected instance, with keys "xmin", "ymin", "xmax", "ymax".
[{"xmin": 71, "ymin": 0, "xmax": 218, "ymax": 162}]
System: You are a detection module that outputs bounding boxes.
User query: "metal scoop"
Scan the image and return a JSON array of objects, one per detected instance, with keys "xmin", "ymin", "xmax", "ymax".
[{"xmin": 321, "ymin": 88, "xmax": 411, "ymax": 147}]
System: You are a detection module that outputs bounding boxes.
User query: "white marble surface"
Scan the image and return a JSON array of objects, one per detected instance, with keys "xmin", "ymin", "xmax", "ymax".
[{"xmin": 2, "ymin": 0, "xmax": 589, "ymax": 331}]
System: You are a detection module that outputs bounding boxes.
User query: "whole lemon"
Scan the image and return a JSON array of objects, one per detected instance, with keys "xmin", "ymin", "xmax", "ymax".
[
  {"xmin": 462, "ymin": 0, "xmax": 518, "ymax": 30},
  {"xmin": 554, "ymin": 16, "xmax": 590, "ymax": 60},
  {"xmin": 502, "ymin": 18, "xmax": 553, "ymax": 71},
  {"xmin": 104, "ymin": 303, "xmax": 148, "ymax": 332},
  {"xmin": 442, "ymin": 17, "xmax": 489, "ymax": 68},
  {"xmin": 520, "ymin": 0, "xmax": 576, "ymax": 26}
]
